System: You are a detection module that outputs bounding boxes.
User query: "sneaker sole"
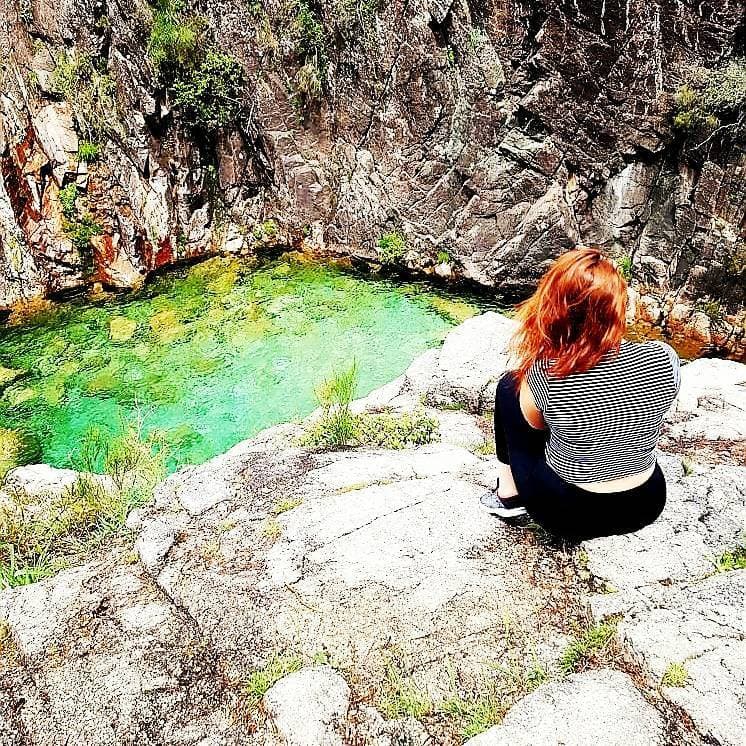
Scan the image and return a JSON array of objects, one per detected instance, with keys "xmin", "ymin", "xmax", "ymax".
[{"xmin": 481, "ymin": 504, "xmax": 527, "ymax": 518}]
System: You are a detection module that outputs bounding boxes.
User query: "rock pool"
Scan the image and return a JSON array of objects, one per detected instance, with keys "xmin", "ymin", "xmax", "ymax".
[{"xmin": 0, "ymin": 255, "xmax": 490, "ymax": 473}]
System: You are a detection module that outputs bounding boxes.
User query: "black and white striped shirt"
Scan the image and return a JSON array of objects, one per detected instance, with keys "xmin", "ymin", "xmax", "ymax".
[{"xmin": 526, "ymin": 340, "xmax": 681, "ymax": 483}]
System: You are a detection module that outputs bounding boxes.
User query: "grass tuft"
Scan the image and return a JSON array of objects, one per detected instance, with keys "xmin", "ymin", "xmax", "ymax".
[
  {"xmin": 379, "ymin": 657, "xmax": 433, "ymax": 719},
  {"xmin": 300, "ymin": 361, "xmax": 438, "ymax": 450},
  {"xmin": 558, "ymin": 621, "xmax": 617, "ymax": 676},
  {"xmin": 243, "ymin": 654, "xmax": 303, "ymax": 707},
  {"xmin": 77, "ymin": 141, "xmax": 101, "ymax": 162},
  {"xmin": 661, "ymin": 662, "xmax": 689, "ymax": 688},
  {"xmin": 440, "ymin": 695, "xmax": 504, "ymax": 740},
  {"xmin": 713, "ymin": 545, "xmax": 746, "ymax": 573}
]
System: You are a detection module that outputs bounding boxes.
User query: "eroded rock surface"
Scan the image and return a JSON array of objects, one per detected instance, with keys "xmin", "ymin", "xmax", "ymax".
[{"xmin": 1, "ymin": 315, "xmax": 745, "ymax": 744}]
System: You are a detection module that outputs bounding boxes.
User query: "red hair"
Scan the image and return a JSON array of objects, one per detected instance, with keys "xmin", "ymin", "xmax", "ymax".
[{"xmin": 511, "ymin": 246, "xmax": 627, "ymax": 383}]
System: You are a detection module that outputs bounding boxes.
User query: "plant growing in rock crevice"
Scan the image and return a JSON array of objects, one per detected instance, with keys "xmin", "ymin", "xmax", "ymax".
[
  {"xmin": 50, "ymin": 51, "xmax": 121, "ymax": 142},
  {"xmin": 661, "ymin": 662, "xmax": 689, "ymax": 688},
  {"xmin": 439, "ymin": 659, "xmax": 548, "ymax": 741},
  {"xmin": 557, "ymin": 620, "xmax": 619, "ymax": 676},
  {"xmin": 672, "ymin": 59, "xmax": 746, "ymax": 136},
  {"xmin": 378, "ymin": 653, "xmax": 433, "ymax": 719},
  {"xmin": 148, "ymin": 0, "xmax": 204, "ymax": 73},
  {"xmin": 377, "ymin": 231, "xmax": 407, "ymax": 266},
  {"xmin": 242, "ymin": 653, "xmax": 303, "ymax": 708},
  {"xmin": 146, "ymin": 0, "xmax": 245, "ymax": 135},
  {"xmin": 300, "ymin": 362, "xmax": 439, "ymax": 450},
  {"xmin": 56, "ymin": 183, "xmax": 102, "ymax": 252},
  {"xmin": 713, "ymin": 544, "xmax": 746, "ymax": 572},
  {"xmin": 615, "ymin": 253, "xmax": 633, "ymax": 281},
  {"xmin": 292, "ymin": 0, "xmax": 328, "ymax": 102},
  {"xmin": 305, "ymin": 361, "xmax": 359, "ymax": 448},
  {"xmin": 77, "ymin": 141, "xmax": 101, "ymax": 163}
]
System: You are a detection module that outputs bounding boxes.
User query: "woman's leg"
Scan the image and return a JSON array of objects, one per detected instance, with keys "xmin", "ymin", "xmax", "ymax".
[{"xmin": 493, "ymin": 372, "xmax": 548, "ymax": 499}]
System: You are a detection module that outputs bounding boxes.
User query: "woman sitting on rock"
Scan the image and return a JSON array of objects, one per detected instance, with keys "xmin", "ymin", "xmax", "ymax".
[{"xmin": 481, "ymin": 246, "xmax": 680, "ymax": 541}]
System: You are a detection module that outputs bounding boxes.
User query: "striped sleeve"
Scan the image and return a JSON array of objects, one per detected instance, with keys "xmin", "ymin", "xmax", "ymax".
[
  {"xmin": 526, "ymin": 360, "xmax": 550, "ymax": 412},
  {"xmin": 653, "ymin": 341, "xmax": 681, "ymax": 395}
]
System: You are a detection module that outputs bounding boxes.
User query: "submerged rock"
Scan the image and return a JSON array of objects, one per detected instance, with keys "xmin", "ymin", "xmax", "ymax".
[{"xmin": 109, "ymin": 316, "xmax": 138, "ymax": 342}]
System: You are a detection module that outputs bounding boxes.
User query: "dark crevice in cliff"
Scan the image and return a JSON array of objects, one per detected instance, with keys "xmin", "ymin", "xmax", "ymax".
[{"xmin": 428, "ymin": 9, "xmax": 454, "ymax": 48}]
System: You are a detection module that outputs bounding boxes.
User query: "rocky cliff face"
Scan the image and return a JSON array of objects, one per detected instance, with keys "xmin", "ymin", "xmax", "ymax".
[{"xmin": 1, "ymin": 0, "xmax": 744, "ymax": 356}]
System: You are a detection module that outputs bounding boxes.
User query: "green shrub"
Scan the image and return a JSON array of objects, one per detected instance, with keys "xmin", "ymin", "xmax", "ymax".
[
  {"xmin": 336, "ymin": 0, "xmax": 380, "ymax": 32},
  {"xmin": 74, "ymin": 423, "xmax": 167, "ymax": 499},
  {"xmin": 147, "ymin": 0, "xmax": 204, "ymax": 72},
  {"xmin": 147, "ymin": 1, "xmax": 244, "ymax": 133},
  {"xmin": 672, "ymin": 88, "xmax": 718, "ymax": 131},
  {"xmin": 295, "ymin": 1, "xmax": 325, "ymax": 61},
  {"xmin": 253, "ymin": 219, "xmax": 278, "ymax": 240},
  {"xmin": 377, "ymin": 231, "xmax": 407, "ymax": 265},
  {"xmin": 436, "ymin": 250, "xmax": 451, "ymax": 264},
  {"xmin": 77, "ymin": 141, "xmax": 101, "ymax": 162},
  {"xmin": 356, "ymin": 410, "xmax": 438, "ymax": 449},
  {"xmin": 702, "ymin": 59, "xmax": 746, "ymax": 116},
  {"xmin": 171, "ymin": 50, "xmax": 244, "ymax": 130},
  {"xmin": 63, "ymin": 215, "xmax": 102, "ymax": 252},
  {"xmin": 672, "ymin": 60, "xmax": 746, "ymax": 133},
  {"xmin": 58, "ymin": 183, "xmax": 78, "ymax": 220},
  {"xmin": 695, "ymin": 298, "xmax": 723, "ymax": 323}
]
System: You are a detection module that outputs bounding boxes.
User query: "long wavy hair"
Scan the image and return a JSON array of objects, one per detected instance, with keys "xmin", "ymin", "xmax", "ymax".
[{"xmin": 511, "ymin": 246, "xmax": 627, "ymax": 383}]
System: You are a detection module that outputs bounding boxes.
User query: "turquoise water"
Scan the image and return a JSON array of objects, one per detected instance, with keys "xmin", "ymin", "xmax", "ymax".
[{"xmin": 0, "ymin": 255, "xmax": 487, "ymax": 472}]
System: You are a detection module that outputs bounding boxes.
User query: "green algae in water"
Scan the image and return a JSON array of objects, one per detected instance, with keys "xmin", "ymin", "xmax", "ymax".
[{"xmin": 0, "ymin": 257, "xmax": 487, "ymax": 472}]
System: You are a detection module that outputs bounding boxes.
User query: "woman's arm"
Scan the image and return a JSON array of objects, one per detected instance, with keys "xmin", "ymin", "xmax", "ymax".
[{"xmin": 520, "ymin": 378, "xmax": 547, "ymax": 430}]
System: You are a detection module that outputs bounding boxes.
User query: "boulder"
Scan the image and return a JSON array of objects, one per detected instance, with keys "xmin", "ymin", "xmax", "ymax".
[
  {"xmin": 262, "ymin": 666, "xmax": 350, "ymax": 746},
  {"xmin": 400, "ymin": 312, "xmax": 515, "ymax": 410},
  {"xmin": 667, "ymin": 358, "xmax": 746, "ymax": 441},
  {"xmin": 31, "ymin": 103, "xmax": 78, "ymax": 185},
  {"xmin": 3, "ymin": 463, "xmax": 117, "ymax": 501},
  {"xmin": 465, "ymin": 669, "xmax": 666, "ymax": 746}
]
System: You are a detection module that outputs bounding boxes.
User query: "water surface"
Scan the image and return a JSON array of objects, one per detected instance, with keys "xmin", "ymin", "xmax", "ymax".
[{"xmin": 0, "ymin": 256, "xmax": 488, "ymax": 471}]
